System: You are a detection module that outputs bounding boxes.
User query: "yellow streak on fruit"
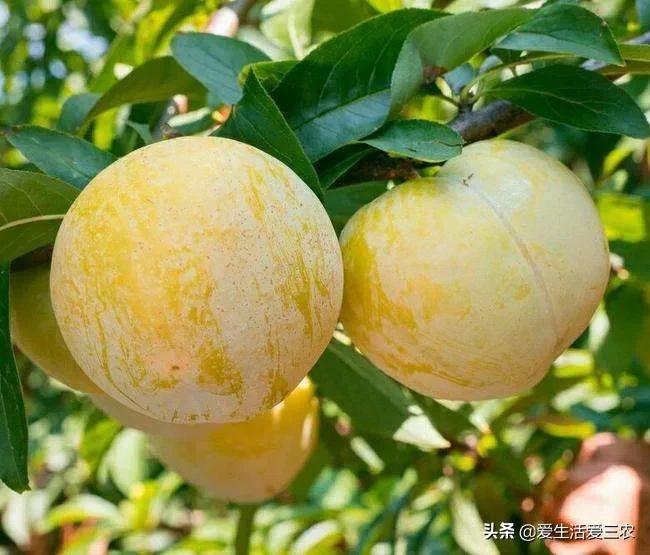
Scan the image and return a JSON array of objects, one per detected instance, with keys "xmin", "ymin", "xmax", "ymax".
[
  {"xmin": 50, "ymin": 137, "xmax": 343, "ymax": 424},
  {"xmin": 150, "ymin": 378, "xmax": 319, "ymax": 503},
  {"xmin": 197, "ymin": 345, "xmax": 244, "ymax": 402}
]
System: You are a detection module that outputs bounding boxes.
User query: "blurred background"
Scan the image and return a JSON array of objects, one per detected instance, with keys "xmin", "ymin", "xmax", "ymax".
[{"xmin": 1, "ymin": 0, "xmax": 649, "ymax": 553}]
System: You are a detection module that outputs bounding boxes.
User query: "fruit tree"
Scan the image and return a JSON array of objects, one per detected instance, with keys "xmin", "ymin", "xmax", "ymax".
[{"xmin": 0, "ymin": 0, "xmax": 649, "ymax": 553}]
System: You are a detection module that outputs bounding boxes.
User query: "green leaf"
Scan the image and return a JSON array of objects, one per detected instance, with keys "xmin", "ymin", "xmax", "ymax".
[
  {"xmin": 311, "ymin": 338, "xmax": 450, "ymax": 449},
  {"xmin": 84, "ymin": 57, "xmax": 205, "ymax": 124},
  {"xmin": 597, "ymin": 192, "xmax": 648, "ymax": 242},
  {"xmin": 488, "ymin": 446, "xmax": 531, "ymax": 493},
  {"xmin": 6, "ymin": 126, "xmax": 116, "ymax": 189},
  {"xmin": 312, "ymin": 0, "xmax": 377, "ymax": 36},
  {"xmin": 599, "ymin": 44, "xmax": 650, "ymax": 76},
  {"xmin": 354, "ymin": 483, "xmax": 414, "ymax": 555},
  {"xmin": 473, "ymin": 474, "xmax": 519, "ymax": 555},
  {"xmin": 133, "ymin": 0, "xmax": 196, "ymax": 64},
  {"xmin": 106, "ymin": 429, "xmax": 152, "ymax": 496},
  {"xmin": 450, "ymin": 489, "xmax": 499, "ymax": 555},
  {"xmin": 45, "ymin": 494, "xmax": 124, "ymax": 530},
  {"xmin": 490, "ymin": 369, "xmax": 591, "ymax": 433},
  {"xmin": 612, "ymin": 240, "xmax": 650, "ymax": 282},
  {"xmin": 79, "ymin": 410, "xmax": 122, "ymax": 475},
  {"xmin": 125, "ymin": 121, "xmax": 155, "ymax": 145},
  {"xmin": 0, "ymin": 169, "xmax": 79, "ymax": 264},
  {"xmin": 244, "ymin": 60, "xmax": 297, "ymax": 93},
  {"xmin": 497, "ymin": 3, "xmax": 622, "ymax": 65},
  {"xmin": 260, "ymin": 0, "xmax": 315, "ymax": 57},
  {"xmin": 362, "ymin": 120, "xmax": 462, "ymax": 163},
  {"xmin": 273, "ymin": 9, "xmax": 441, "ymax": 161},
  {"xmin": 291, "ymin": 521, "xmax": 345, "ymax": 555},
  {"xmin": 391, "ymin": 9, "xmax": 530, "ymax": 110},
  {"xmin": 638, "ymin": 0, "xmax": 650, "ymax": 31},
  {"xmin": 171, "ymin": 32, "xmax": 269, "ymax": 106},
  {"xmin": 489, "ymin": 65, "xmax": 650, "ymax": 138},
  {"xmin": 0, "ymin": 264, "xmax": 29, "ymax": 492},
  {"xmin": 621, "ymin": 43, "xmax": 650, "ymax": 63},
  {"xmin": 216, "ymin": 71, "xmax": 321, "ymax": 195},
  {"xmin": 406, "ymin": 510, "xmax": 445, "ymax": 554},
  {"xmin": 167, "ymin": 108, "xmax": 214, "ymax": 135},
  {"xmin": 535, "ymin": 414, "xmax": 596, "ymax": 438},
  {"xmin": 411, "ymin": 392, "xmax": 477, "ymax": 439},
  {"xmin": 323, "ymin": 181, "xmax": 388, "ymax": 234},
  {"xmin": 367, "ymin": 0, "xmax": 402, "ymax": 12},
  {"xmin": 316, "ymin": 145, "xmax": 374, "ymax": 190},
  {"xmin": 57, "ymin": 93, "xmax": 100, "ymax": 134},
  {"xmin": 596, "ymin": 283, "xmax": 647, "ymax": 374},
  {"xmin": 88, "ymin": 30, "xmax": 135, "ymax": 94},
  {"xmin": 444, "ymin": 63, "xmax": 476, "ymax": 95}
]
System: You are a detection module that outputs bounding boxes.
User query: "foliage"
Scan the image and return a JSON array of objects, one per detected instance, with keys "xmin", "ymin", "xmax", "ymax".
[{"xmin": 1, "ymin": 0, "xmax": 649, "ymax": 553}]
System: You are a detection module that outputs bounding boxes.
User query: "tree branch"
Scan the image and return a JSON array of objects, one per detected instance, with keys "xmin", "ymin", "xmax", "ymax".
[
  {"xmin": 344, "ymin": 32, "xmax": 650, "ymax": 183},
  {"xmin": 449, "ymin": 35, "xmax": 650, "ymax": 144},
  {"xmin": 451, "ymin": 31, "xmax": 650, "ymax": 144},
  {"xmin": 449, "ymin": 100, "xmax": 533, "ymax": 144},
  {"xmin": 344, "ymin": 154, "xmax": 422, "ymax": 183}
]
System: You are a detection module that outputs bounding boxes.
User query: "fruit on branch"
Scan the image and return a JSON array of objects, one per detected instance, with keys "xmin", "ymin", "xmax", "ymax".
[
  {"xmin": 51, "ymin": 137, "xmax": 343, "ymax": 424},
  {"xmin": 10, "ymin": 264, "xmax": 100, "ymax": 394},
  {"xmin": 10, "ymin": 263, "xmax": 207, "ymax": 436},
  {"xmin": 340, "ymin": 140, "xmax": 609, "ymax": 400},
  {"xmin": 149, "ymin": 378, "xmax": 319, "ymax": 503}
]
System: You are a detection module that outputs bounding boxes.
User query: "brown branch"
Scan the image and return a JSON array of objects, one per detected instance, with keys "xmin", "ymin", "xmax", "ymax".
[
  {"xmin": 423, "ymin": 65, "xmax": 446, "ymax": 84},
  {"xmin": 448, "ymin": 30, "xmax": 650, "ymax": 144},
  {"xmin": 449, "ymin": 100, "xmax": 532, "ymax": 144},
  {"xmin": 339, "ymin": 100, "xmax": 533, "ymax": 184},
  {"xmin": 344, "ymin": 153, "xmax": 422, "ymax": 183},
  {"xmin": 344, "ymin": 31, "xmax": 650, "ymax": 183}
]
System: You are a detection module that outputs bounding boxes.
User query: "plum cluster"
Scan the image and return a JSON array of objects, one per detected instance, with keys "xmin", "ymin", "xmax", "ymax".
[{"xmin": 10, "ymin": 137, "xmax": 608, "ymax": 502}]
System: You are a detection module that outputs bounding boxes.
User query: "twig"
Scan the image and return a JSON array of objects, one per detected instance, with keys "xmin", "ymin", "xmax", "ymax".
[
  {"xmin": 449, "ymin": 100, "xmax": 533, "ymax": 144},
  {"xmin": 345, "ymin": 31, "xmax": 650, "ymax": 183},
  {"xmin": 339, "ymin": 99, "xmax": 534, "ymax": 184},
  {"xmin": 344, "ymin": 153, "xmax": 423, "ymax": 183},
  {"xmin": 234, "ymin": 504, "xmax": 258, "ymax": 555},
  {"xmin": 453, "ymin": 30, "xmax": 650, "ymax": 142}
]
